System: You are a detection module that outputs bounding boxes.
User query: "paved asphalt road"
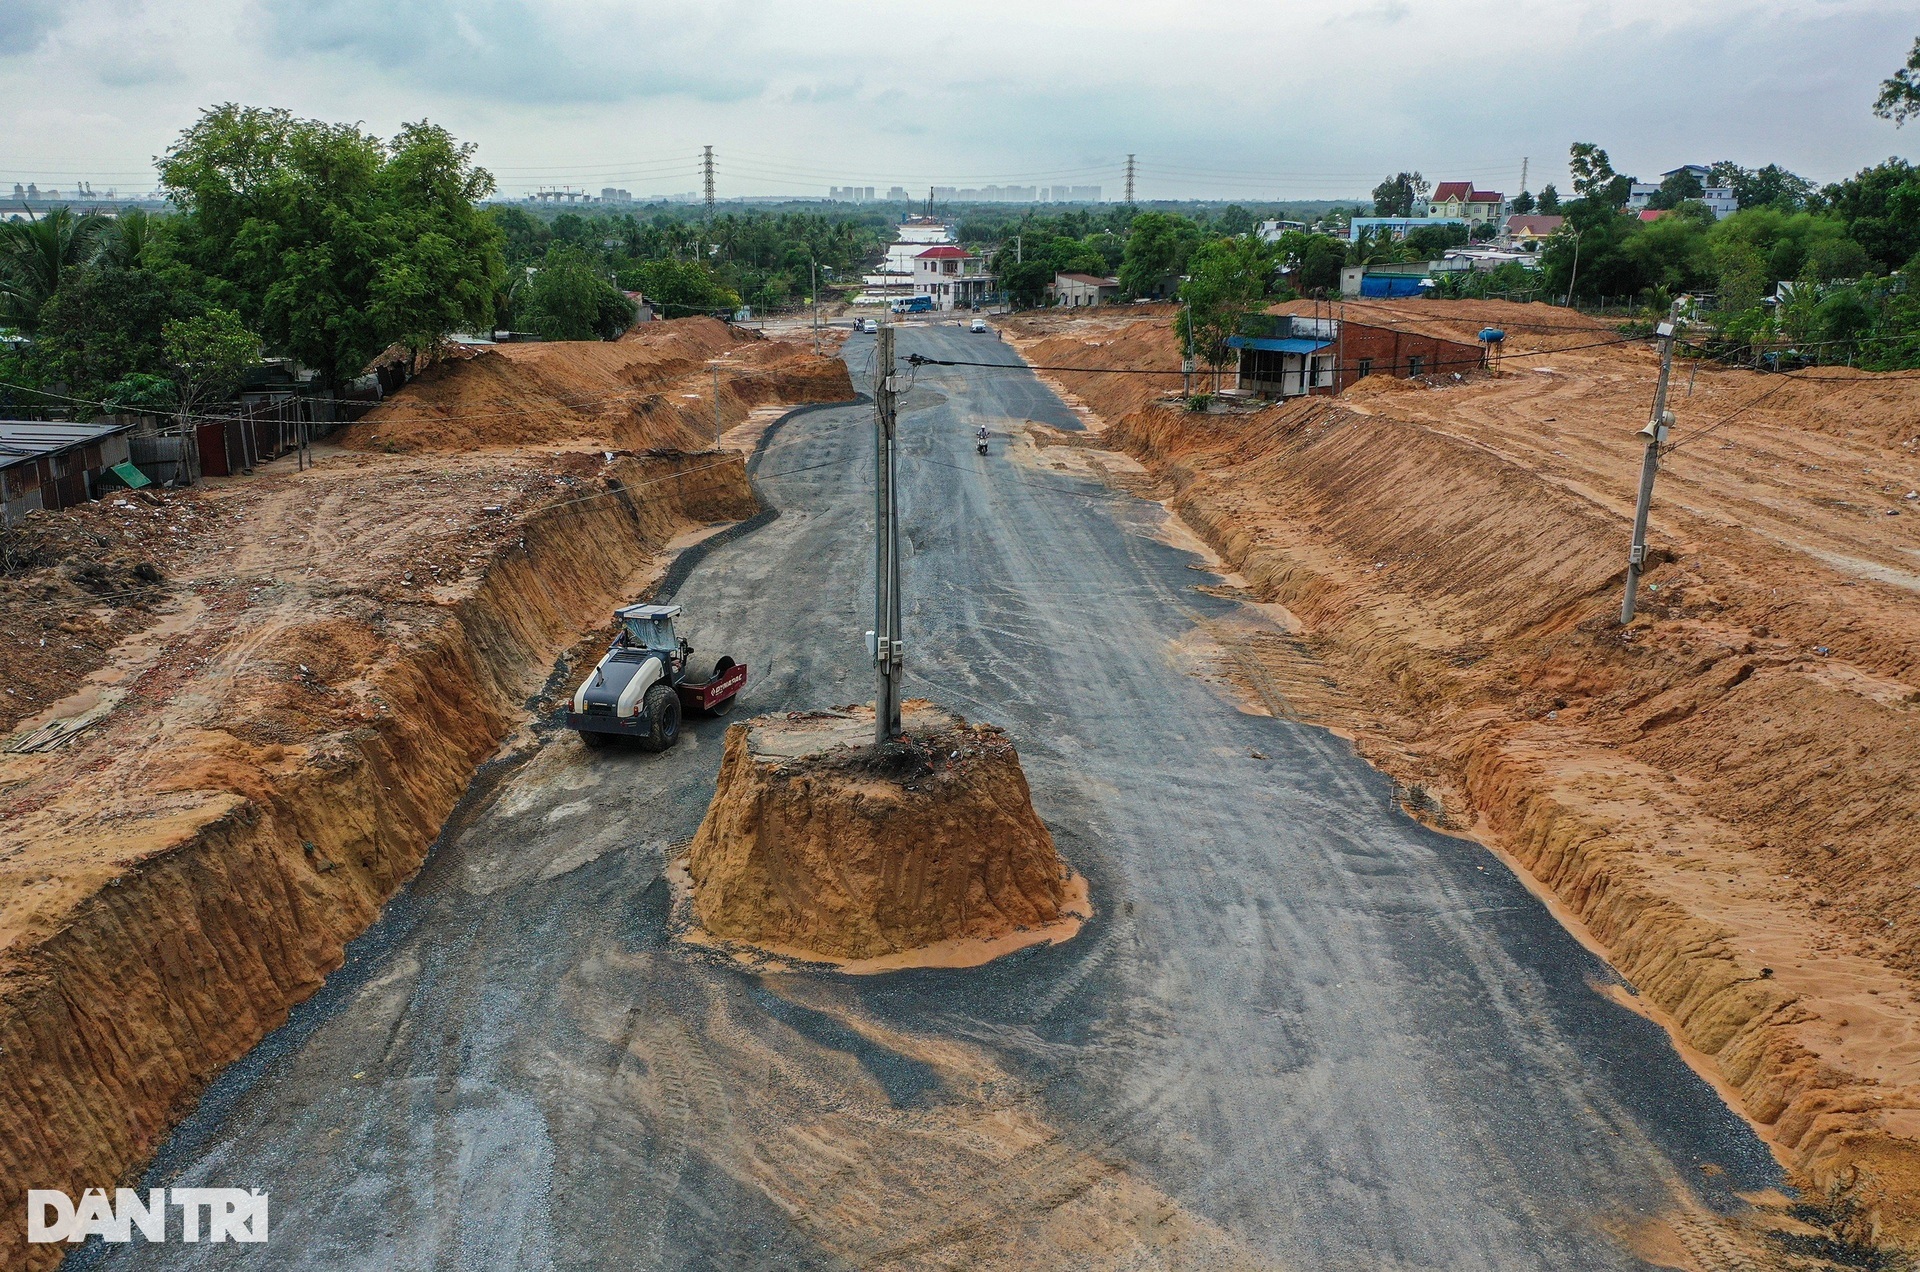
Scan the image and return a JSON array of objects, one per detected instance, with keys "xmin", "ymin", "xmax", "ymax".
[{"xmin": 86, "ymin": 324, "xmax": 1778, "ymax": 1271}]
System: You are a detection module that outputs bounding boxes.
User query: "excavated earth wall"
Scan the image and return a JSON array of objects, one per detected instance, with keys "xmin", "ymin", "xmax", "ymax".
[
  {"xmin": 1009, "ymin": 309, "xmax": 1920, "ymax": 1248},
  {"xmin": 0, "ymin": 451, "xmax": 755, "ymax": 1272}
]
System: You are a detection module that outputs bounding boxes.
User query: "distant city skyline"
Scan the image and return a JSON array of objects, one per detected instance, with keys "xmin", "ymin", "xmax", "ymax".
[{"xmin": 1, "ymin": 1, "xmax": 1914, "ymax": 204}]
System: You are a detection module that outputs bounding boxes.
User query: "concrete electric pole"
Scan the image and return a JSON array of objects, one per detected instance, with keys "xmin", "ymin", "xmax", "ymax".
[
  {"xmin": 1620, "ymin": 318, "xmax": 1680, "ymax": 624},
  {"xmin": 712, "ymin": 363, "xmax": 722, "ymax": 448},
  {"xmin": 1124, "ymin": 154, "xmax": 1136, "ymax": 206},
  {"xmin": 870, "ymin": 323, "xmax": 904, "ymax": 743}
]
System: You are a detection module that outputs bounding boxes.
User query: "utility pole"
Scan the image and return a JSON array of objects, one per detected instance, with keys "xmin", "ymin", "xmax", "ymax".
[
  {"xmin": 1181, "ymin": 298, "xmax": 1194, "ymax": 396},
  {"xmin": 712, "ymin": 363, "xmax": 722, "ymax": 448},
  {"xmin": 810, "ymin": 258, "xmax": 820, "ymax": 354},
  {"xmin": 1563, "ymin": 228, "xmax": 1583, "ymax": 308},
  {"xmin": 1621, "ymin": 317, "xmax": 1680, "ymax": 624},
  {"xmin": 870, "ymin": 323, "xmax": 904, "ymax": 743},
  {"xmin": 1519, "ymin": 156, "xmax": 1528, "ymax": 198},
  {"xmin": 1124, "ymin": 154, "xmax": 1136, "ymax": 206},
  {"xmin": 702, "ymin": 146, "xmax": 715, "ymax": 223}
]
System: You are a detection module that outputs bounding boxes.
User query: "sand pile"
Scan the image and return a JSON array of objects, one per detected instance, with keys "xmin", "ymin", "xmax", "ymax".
[
  {"xmin": 684, "ymin": 704, "xmax": 1082, "ymax": 965},
  {"xmin": 340, "ymin": 318, "xmax": 854, "ymax": 454}
]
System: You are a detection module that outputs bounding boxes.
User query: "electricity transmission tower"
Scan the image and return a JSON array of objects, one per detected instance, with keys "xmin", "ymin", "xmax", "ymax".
[
  {"xmin": 702, "ymin": 146, "xmax": 715, "ymax": 221},
  {"xmin": 1124, "ymin": 154, "xmax": 1136, "ymax": 205}
]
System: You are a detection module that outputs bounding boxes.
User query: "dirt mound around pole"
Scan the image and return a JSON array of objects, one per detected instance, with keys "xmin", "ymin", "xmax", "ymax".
[{"xmin": 682, "ymin": 703, "xmax": 1086, "ymax": 968}]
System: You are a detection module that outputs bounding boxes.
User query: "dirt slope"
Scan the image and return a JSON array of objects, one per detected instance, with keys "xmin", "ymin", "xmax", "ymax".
[
  {"xmin": 1005, "ymin": 301, "xmax": 1920, "ymax": 1249},
  {"xmin": 340, "ymin": 317, "xmax": 853, "ymax": 453},
  {"xmin": 0, "ymin": 322, "xmax": 848, "ymax": 1272}
]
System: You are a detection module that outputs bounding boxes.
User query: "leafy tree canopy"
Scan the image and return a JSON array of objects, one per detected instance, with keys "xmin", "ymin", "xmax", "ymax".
[
  {"xmin": 521, "ymin": 244, "xmax": 634, "ymax": 340},
  {"xmin": 1117, "ymin": 212, "xmax": 1201, "ymax": 298},
  {"xmin": 1874, "ymin": 36, "xmax": 1920, "ymax": 125},
  {"xmin": 158, "ymin": 104, "xmax": 503, "ymax": 386},
  {"xmin": 1371, "ymin": 172, "xmax": 1425, "ymax": 217}
]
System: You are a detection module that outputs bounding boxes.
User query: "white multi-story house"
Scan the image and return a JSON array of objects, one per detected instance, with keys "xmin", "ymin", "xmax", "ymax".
[
  {"xmin": 863, "ymin": 217, "xmax": 957, "ymax": 297},
  {"xmin": 1627, "ymin": 165, "xmax": 1739, "ymax": 220},
  {"xmin": 912, "ymin": 246, "xmax": 994, "ymax": 310}
]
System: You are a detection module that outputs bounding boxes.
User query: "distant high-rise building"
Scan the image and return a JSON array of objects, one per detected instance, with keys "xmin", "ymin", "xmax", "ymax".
[
  {"xmin": 888, "ymin": 186, "xmax": 908, "ymax": 201},
  {"xmin": 11, "ymin": 184, "xmax": 21, "ymax": 201},
  {"xmin": 600, "ymin": 187, "xmax": 632, "ymax": 202}
]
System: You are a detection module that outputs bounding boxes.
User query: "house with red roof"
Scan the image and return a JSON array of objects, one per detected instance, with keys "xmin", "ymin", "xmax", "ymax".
[
  {"xmin": 1425, "ymin": 181, "xmax": 1506, "ymax": 227},
  {"xmin": 912, "ymin": 245, "xmax": 994, "ymax": 310}
]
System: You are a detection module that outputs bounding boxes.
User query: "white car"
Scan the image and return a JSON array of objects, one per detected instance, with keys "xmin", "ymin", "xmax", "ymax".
[
  {"xmin": 861, "ymin": 318, "xmax": 879, "ymax": 333},
  {"xmin": 969, "ymin": 317, "xmax": 988, "ymax": 333}
]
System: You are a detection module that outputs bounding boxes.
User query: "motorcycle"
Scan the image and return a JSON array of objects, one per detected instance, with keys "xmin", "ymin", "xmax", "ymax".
[{"xmin": 975, "ymin": 426, "xmax": 989, "ymax": 455}]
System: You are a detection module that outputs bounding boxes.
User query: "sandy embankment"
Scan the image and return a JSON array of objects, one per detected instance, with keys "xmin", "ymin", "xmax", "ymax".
[
  {"xmin": 1004, "ymin": 301, "xmax": 1920, "ymax": 1247},
  {"xmin": 0, "ymin": 319, "xmax": 853, "ymax": 1272},
  {"xmin": 680, "ymin": 703, "xmax": 1087, "ymax": 972}
]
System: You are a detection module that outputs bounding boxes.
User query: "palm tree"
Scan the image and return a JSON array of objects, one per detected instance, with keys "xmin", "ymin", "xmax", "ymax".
[
  {"xmin": 0, "ymin": 206, "xmax": 109, "ymax": 330},
  {"xmin": 96, "ymin": 207, "xmax": 156, "ymax": 270}
]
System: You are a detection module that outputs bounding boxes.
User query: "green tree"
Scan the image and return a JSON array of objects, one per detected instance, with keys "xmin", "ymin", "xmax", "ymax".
[
  {"xmin": 1567, "ymin": 144, "xmax": 1616, "ymax": 198},
  {"xmin": 522, "ymin": 244, "xmax": 633, "ymax": 340},
  {"xmin": 97, "ymin": 208, "xmax": 160, "ymax": 271},
  {"xmin": 1371, "ymin": 172, "xmax": 1425, "ymax": 217},
  {"xmin": 0, "ymin": 206, "xmax": 110, "ymax": 330},
  {"xmin": 625, "ymin": 258, "xmax": 740, "ymax": 317},
  {"xmin": 31, "ymin": 264, "xmax": 199, "ymax": 400},
  {"xmin": 159, "ymin": 104, "xmax": 503, "ymax": 389},
  {"xmin": 1117, "ymin": 212, "xmax": 1198, "ymax": 298},
  {"xmin": 1874, "ymin": 36, "xmax": 1920, "ymax": 125},
  {"xmin": 164, "ymin": 308, "xmax": 260, "ymax": 423},
  {"xmin": 485, "ymin": 206, "xmax": 551, "ymax": 270},
  {"xmin": 1709, "ymin": 162, "xmax": 1813, "ymax": 211},
  {"xmin": 1538, "ymin": 184, "xmax": 1561, "ymax": 213},
  {"xmin": 1177, "ymin": 235, "xmax": 1274, "ymax": 382},
  {"xmin": 1404, "ymin": 223, "xmax": 1470, "ymax": 257},
  {"xmin": 1645, "ymin": 169, "xmax": 1704, "ymax": 210},
  {"xmin": 1216, "ymin": 204, "xmax": 1254, "ymax": 235},
  {"xmin": 996, "ymin": 258, "xmax": 1053, "ymax": 307},
  {"xmin": 1510, "ymin": 190, "xmax": 1537, "ymax": 215},
  {"xmin": 101, "ymin": 374, "xmax": 180, "ymax": 414},
  {"xmin": 1815, "ymin": 158, "xmax": 1920, "ymax": 272}
]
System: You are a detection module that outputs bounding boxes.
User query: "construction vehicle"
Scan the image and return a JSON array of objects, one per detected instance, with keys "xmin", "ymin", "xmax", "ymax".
[{"xmin": 567, "ymin": 604, "xmax": 746, "ymax": 750}]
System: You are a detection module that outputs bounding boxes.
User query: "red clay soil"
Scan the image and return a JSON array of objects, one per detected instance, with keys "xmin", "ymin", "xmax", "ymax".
[
  {"xmin": 1005, "ymin": 300, "xmax": 1920, "ymax": 1250},
  {"xmin": 338, "ymin": 317, "xmax": 853, "ymax": 454},
  {"xmin": 0, "ymin": 322, "xmax": 851, "ymax": 1272},
  {"xmin": 687, "ymin": 705, "xmax": 1071, "ymax": 962}
]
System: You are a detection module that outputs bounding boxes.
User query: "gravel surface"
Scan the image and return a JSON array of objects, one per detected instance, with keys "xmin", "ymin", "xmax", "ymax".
[{"xmin": 87, "ymin": 323, "xmax": 1778, "ymax": 1271}]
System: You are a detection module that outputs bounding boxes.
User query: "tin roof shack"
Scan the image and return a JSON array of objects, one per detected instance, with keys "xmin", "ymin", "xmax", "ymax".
[
  {"xmin": 0, "ymin": 421, "xmax": 135, "ymax": 526},
  {"xmin": 1228, "ymin": 310, "xmax": 1485, "ymax": 400}
]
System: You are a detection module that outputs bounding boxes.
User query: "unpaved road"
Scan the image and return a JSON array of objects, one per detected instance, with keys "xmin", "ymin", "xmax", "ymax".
[{"xmin": 85, "ymin": 324, "xmax": 1777, "ymax": 1270}]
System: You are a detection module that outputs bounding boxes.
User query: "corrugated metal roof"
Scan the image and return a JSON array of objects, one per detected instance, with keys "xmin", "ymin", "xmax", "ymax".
[
  {"xmin": 1226, "ymin": 336, "xmax": 1332, "ymax": 354},
  {"xmin": 0, "ymin": 420, "xmax": 133, "ymax": 468}
]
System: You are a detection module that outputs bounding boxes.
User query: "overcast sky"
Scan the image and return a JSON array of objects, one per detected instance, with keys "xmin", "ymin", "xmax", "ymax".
[{"xmin": 1, "ymin": 0, "xmax": 1914, "ymax": 203}]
